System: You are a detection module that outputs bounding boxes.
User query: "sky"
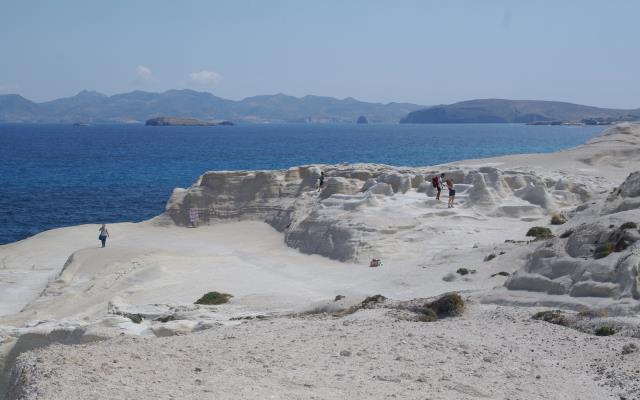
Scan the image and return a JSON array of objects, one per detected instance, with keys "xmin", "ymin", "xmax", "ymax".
[{"xmin": 1, "ymin": 0, "xmax": 639, "ymax": 108}]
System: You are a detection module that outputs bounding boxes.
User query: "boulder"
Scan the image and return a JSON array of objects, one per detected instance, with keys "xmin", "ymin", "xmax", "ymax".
[{"xmin": 319, "ymin": 177, "xmax": 361, "ymax": 199}]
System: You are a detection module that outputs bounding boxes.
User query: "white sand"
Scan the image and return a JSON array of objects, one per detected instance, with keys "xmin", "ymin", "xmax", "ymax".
[{"xmin": 2, "ymin": 123, "xmax": 640, "ymax": 399}]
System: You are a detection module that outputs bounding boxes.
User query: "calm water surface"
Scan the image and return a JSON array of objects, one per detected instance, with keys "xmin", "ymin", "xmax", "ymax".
[{"xmin": 0, "ymin": 123, "xmax": 603, "ymax": 244}]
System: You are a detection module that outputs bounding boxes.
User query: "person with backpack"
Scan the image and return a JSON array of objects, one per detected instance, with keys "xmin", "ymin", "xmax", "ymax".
[{"xmin": 431, "ymin": 173, "xmax": 445, "ymax": 200}]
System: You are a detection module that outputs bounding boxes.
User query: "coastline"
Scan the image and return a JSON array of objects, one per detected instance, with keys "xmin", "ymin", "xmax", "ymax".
[{"xmin": 1, "ymin": 123, "xmax": 639, "ymax": 399}]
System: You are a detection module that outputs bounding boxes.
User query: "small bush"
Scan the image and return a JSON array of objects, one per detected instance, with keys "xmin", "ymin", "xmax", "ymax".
[
  {"xmin": 595, "ymin": 326, "xmax": 616, "ymax": 336},
  {"xmin": 550, "ymin": 214, "xmax": 567, "ymax": 225},
  {"xmin": 195, "ymin": 291, "xmax": 233, "ymax": 305},
  {"xmin": 594, "ymin": 242, "xmax": 616, "ymax": 259},
  {"xmin": 425, "ymin": 293, "xmax": 465, "ymax": 318},
  {"xmin": 456, "ymin": 268, "xmax": 476, "ymax": 275},
  {"xmin": 490, "ymin": 271, "xmax": 510, "ymax": 277},
  {"xmin": 484, "ymin": 254, "xmax": 496, "ymax": 262},
  {"xmin": 362, "ymin": 294, "xmax": 387, "ymax": 306},
  {"xmin": 526, "ymin": 227, "xmax": 554, "ymax": 240},
  {"xmin": 128, "ymin": 314, "xmax": 143, "ymax": 324},
  {"xmin": 532, "ymin": 310, "xmax": 568, "ymax": 326},
  {"xmin": 417, "ymin": 308, "xmax": 438, "ymax": 322},
  {"xmin": 577, "ymin": 309, "xmax": 608, "ymax": 319},
  {"xmin": 559, "ymin": 229, "xmax": 573, "ymax": 239},
  {"xmin": 620, "ymin": 222, "xmax": 638, "ymax": 230}
]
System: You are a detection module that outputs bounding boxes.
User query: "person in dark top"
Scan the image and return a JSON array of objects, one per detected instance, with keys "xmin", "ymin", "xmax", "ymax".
[
  {"xmin": 436, "ymin": 173, "xmax": 444, "ymax": 200},
  {"xmin": 446, "ymin": 179, "xmax": 456, "ymax": 208},
  {"xmin": 318, "ymin": 171, "xmax": 325, "ymax": 191},
  {"xmin": 98, "ymin": 224, "xmax": 110, "ymax": 248}
]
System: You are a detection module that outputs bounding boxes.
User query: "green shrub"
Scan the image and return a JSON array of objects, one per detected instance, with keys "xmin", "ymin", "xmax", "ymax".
[
  {"xmin": 362, "ymin": 294, "xmax": 387, "ymax": 306},
  {"xmin": 620, "ymin": 222, "xmax": 638, "ymax": 230},
  {"xmin": 526, "ymin": 227, "xmax": 554, "ymax": 240},
  {"xmin": 594, "ymin": 242, "xmax": 616, "ymax": 259},
  {"xmin": 490, "ymin": 271, "xmax": 510, "ymax": 277},
  {"xmin": 550, "ymin": 214, "xmax": 567, "ymax": 225},
  {"xmin": 456, "ymin": 268, "xmax": 470, "ymax": 275},
  {"xmin": 484, "ymin": 254, "xmax": 496, "ymax": 262},
  {"xmin": 417, "ymin": 308, "xmax": 438, "ymax": 322},
  {"xmin": 577, "ymin": 309, "xmax": 608, "ymax": 319},
  {"xmin": 532, "ymin": 310, "xmax": 568, "ymax": 326},
  {"xmin": 594, "ymin": 326, "xmax": 616, "ymax": 336},
  {"xmin": 425, "ymin": 293, "xmax": 465, "ymax": 318},
  {"xmin": 195, "ymin": 291, "xmax": 233, "ymax": 305},
  {"xmin": 128, "ymin": 314, "xmax": 143, "ymax": 324},
  {"xmin": 456, "ymin": 268, "xmax": 476, "ymax": 275}
]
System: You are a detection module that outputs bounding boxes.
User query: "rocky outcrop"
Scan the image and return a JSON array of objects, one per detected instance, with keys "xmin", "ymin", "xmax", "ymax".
[
  {"xmin": 165, "ymin": 163, "xmax": 591, "ymax": 262},
  {"xmin": 400, "ymin": 99, "xmax": 639, "ymax": 124},
  {"xmin": 166, "ymin": 166, "xmax": 322, "ymax": 231},
  {"xmin": 505, "ymin": 172, "xmax": 640, "ymax": 313},
  {"xmin": 603, "ymin": 171, "xmax": 640, "ymax": 214}
]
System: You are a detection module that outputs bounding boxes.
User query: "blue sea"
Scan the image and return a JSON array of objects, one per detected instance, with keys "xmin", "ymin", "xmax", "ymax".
[{"xmin": 0, "ymin": 123, "xmax": 603, "ymax": 245}]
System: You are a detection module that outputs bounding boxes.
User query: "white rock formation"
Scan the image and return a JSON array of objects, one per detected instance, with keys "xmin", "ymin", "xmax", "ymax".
[
  {"xmin": 501, "ymin": 171, "xmax": 640, "ymax": 314},
  {"xmin": 165, "ymin": 163, "xmax": 592, "ymax": 261}
]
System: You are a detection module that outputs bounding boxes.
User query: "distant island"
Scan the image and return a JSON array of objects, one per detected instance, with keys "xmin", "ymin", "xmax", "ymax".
[
  {"xmin": 400, "ymin": 99, "xmax": 640, "ymax": 124},
  {"xmin": 145, "ymin": 117, "xmax": 233, "ymax": 126},
  {"xmin": 356, "ymin": 116, "xmax": 368, "ymax": 124}
]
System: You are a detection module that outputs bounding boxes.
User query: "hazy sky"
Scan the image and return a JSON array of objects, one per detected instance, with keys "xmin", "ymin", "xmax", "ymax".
[{"xmin": 1, "ymin": 0, "xmax": 638, "ymax": 107}]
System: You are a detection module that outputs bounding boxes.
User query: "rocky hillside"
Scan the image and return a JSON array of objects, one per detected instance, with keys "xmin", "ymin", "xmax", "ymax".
[
  {"xmin": 400, "ymin": 99, "xmax": 640, "ymax": 123},
  {"xmin": 0, "ymin": 90, "xmax": 424, "ymax": 124}
]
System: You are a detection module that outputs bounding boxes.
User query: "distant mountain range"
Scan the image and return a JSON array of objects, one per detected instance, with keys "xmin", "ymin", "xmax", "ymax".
[
  {"xmin": 2, "ymin": 91, "xmax": 638, "ymax": 124},
  {"xmin": 400, "ymin": 99, "xmax": 640, "ymax": 124},
  {"xmin": 0, "ymin": 90, "xmax": 424, "ymax": 124}
]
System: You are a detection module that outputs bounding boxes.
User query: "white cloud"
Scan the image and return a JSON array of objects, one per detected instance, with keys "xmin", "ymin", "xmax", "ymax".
[
  {"xmin": 136, "ymin": 65, "xmax": 153, "ymax": 81},
  {"xmin": 189, "ymin": 70, "xmax": 221, "ymax": 86}
]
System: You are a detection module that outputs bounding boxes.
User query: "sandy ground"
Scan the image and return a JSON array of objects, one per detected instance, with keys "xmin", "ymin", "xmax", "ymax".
[
  {"xmin": 0, "ymin": 218, "xmax": 522, "ymax": 326},
  {"xmin": 8, "ymin": 303, "xmax": 640, "ymax": 400}
]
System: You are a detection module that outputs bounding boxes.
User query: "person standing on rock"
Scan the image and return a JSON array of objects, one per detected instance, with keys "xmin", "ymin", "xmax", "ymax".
[
  {"xmin": 432, "ymin": 173, "xmax": 445, "ymax": 200},
  {"xmin": 318, "ymin": 171, "xmax": 325, "ymax": 191},
  {"xmin": 446, "ymin": 179, "xmax": 456, "ymax": 208},
  {"xmin": 98, "ymin": 224, "xmax": 110, "ymax": 248}
]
